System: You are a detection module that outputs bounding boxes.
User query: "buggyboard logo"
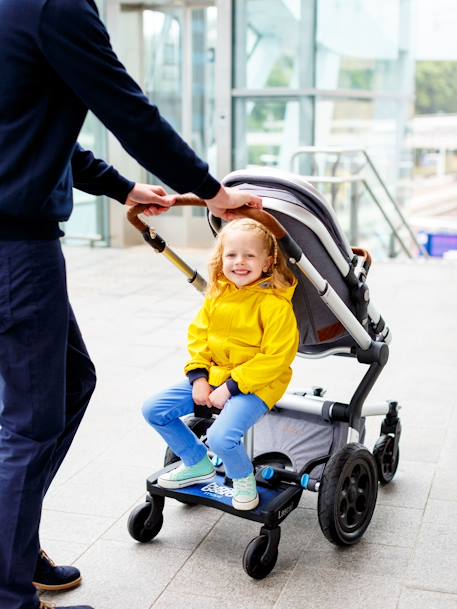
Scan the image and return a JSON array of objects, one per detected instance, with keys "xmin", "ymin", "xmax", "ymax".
[
  {"xmin": 277, "ymin": 501, "xmax": 294, "ymax": 520},
  {"xmin": 200, "ymin": 482, "xmax": 234, "ymax": 498}
]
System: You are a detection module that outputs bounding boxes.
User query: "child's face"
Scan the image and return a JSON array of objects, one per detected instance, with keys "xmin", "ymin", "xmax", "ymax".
[{"xmin": 222, "ymin": 229, "xmax": 272, "ymax": 288}]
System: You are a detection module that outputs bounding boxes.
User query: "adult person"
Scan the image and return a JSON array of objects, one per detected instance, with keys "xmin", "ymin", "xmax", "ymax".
[{"xmin": 0, "ymin": 2, "xmax": 262, "ymax": 609}]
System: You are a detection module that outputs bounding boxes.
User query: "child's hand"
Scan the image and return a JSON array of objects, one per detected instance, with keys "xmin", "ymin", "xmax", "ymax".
[
  {"xmin": 208, "ymin": 383, "xmax": 231, "ymax": 410},
  {"xmin": 192, "ymin": 378, "xmax": 212, "ymax": 406}
]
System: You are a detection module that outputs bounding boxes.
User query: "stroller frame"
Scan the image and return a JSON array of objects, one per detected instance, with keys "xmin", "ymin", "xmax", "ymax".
[{"xmin": 127, "ymin": 169, "xmax": 401, "ymax": 579}]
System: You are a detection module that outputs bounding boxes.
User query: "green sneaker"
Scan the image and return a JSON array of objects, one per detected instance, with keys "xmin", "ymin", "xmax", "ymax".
[
  {"xmin": 158, "ymin": 455, "xmax": 215, "ymax": 489},
  {"xmin": 232, "ymin": 473, "xmax": 259, "ymax": 510}
]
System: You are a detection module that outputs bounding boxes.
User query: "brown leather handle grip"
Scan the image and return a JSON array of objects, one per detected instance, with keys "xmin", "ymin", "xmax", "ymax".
[
  {"xmin": 352, "ymin": 246, "xmax": 372, "ymax": 270},
  {"xmin": 126, "ymin": 194, "xmax": 288, "ymax": 240},
  {"xmin": 126, "ymin": 194, "xmax": 205, "ymax": 232},
  {"xmin": 232, "ymin": 206, "xmax": 288, "ymax": 240}
]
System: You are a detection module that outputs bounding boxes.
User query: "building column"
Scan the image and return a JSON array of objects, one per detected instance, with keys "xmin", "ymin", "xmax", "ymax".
[{"xmin": 105, "ymin": 0, "xmax": 144, "ymax": 247}]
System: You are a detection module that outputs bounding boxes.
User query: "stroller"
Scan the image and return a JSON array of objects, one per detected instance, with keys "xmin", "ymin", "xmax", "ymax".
[{"xmin": 127, "ymin": 168, "xmax": 401, "ymax": 579}]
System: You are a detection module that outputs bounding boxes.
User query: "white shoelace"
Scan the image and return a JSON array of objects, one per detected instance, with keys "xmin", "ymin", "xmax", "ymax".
[
  {"xmin": 235, "ymin": 477, "xmax": 255, "ymax": 492},
  {"xmin": 39, "ymin": 549, "xmax": 56, "ymax": 567}
]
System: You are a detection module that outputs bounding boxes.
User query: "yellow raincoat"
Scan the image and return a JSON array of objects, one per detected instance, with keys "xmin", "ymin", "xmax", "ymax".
[{"xmin": 184, "ymin": 278, "xmax": 299, "ymax": 409}]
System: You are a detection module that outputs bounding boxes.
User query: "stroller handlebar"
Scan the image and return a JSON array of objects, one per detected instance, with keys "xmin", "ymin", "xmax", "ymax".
[{"xmin": 126, "ymin": 194, "xmax": 288, "ymax": 241}]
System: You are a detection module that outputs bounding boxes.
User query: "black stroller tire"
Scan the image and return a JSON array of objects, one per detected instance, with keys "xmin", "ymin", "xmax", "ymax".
[
  {"xmin": 164, "ymin": 416, "xmax": 215, "ymax": 466},
  {"xmin": 318, "ymin": 443, "xmax": 378, "ymax": 546},
  {"xmin": 373, "ymin": 435, "xmax": 399, "ymax": 484},
  {"xmin": 243, "ymin": 535, "xmax": 278, "ymax": 580},
  {"xmin": 128, "ymin": 499, "xmax": 164, "ymax": 543}
]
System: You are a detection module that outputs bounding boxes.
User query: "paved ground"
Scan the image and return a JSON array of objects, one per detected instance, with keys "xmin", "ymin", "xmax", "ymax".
[{"xmin": 41, "ymin": 243, "xmax": 457, "ymax": 609}]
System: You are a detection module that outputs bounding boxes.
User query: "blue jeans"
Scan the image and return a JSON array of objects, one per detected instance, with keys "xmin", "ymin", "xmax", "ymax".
[{"xmin": 143, "ymin": 380, "xmax": 268, "ymax": 480}]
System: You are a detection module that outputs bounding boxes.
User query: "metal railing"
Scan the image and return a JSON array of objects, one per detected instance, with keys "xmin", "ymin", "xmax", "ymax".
[{"xmin": 289, "ymin": 147, "xmax": 428, "ymax": 259}]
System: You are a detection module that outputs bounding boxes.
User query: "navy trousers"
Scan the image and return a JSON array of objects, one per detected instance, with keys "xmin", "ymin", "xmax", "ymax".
[{"xmin": 0, "ymin": 239, "xmax": 96, "ymax": 609}]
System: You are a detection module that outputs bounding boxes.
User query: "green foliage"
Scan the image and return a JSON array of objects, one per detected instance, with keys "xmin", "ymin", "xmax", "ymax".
[
  {"xmin": 248, "ymin": 100, "xmax": 287, "ymax": 130},
  {"xmin": 338, "ymin": 59, "xmax": 374, "ymax": 90},
  {"xmin": 266, "ymin": 56, "xmax": 294, "ymax": 87},
  {"xmin": 415, "ymin": 61, "xmax": 457, "ymax": 115}
]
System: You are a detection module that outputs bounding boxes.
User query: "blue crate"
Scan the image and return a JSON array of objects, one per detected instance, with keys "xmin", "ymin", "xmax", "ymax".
[{"xmin": 419, "ymin": 231, "xmax": 457, "ymax": 257}]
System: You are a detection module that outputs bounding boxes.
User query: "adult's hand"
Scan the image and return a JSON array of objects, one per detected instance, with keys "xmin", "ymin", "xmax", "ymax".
[
  {"xmin": 125, "ymin": 183, "xmax": 176, "ymax": 216},
  {"xmin": 204, "ymin": 185, "xmax": 262, "ymax": 220}
]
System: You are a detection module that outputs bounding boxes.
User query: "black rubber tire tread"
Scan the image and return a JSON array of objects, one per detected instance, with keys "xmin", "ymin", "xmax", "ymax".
[
  {"xmin": 242, "ymin": 535, "xmax": 278, "ymax": 580},
  {"xmin": 164, "ymin": 416, "xmax": 215, "ymax": 466},
  {"xmin": 373, "ymin": 435, "xmax": 399, "ymax": 484},
  {"xmin": 317, "ymin": 442, "xmax": 378, "ymax": 547},
  {"xmin": 128, "ymin": 501, "xmax": 163, "ymax": 543}
]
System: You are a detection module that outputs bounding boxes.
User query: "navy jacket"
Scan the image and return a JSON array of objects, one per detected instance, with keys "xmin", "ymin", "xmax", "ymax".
[{"xmin": 0, "ymin": 0, "xmax": 220, "ymax": 239}]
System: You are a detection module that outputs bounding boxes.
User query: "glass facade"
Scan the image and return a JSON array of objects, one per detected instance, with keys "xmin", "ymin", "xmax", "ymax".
[
  {"xmin": 64, "ymin": 0, "xmax": 108, "ymax": 244},
  {"xmin": 143, "ymin": 9, "xmax": 183, "ymax": 134},
  {"xmin": 64, "ymin": 0, "xmax": 415, "ymax": 248},
  {"xmin": 232, "ymin": 0, "xmax": 414, "ymax": 178},
  {"xmin": 233, "ymin": 0, "xmax": 314, "ymax": 90},
  {"xmin": 142, "ymin": 5, "xmax": 217, "ymax": 218},
  {"xmin": 316, "ymin": 1, "xmax": 406, "ymax": 93},
  {"xmin": 233, "ymin": 97, "xmax": 313, "ymax": 170}
]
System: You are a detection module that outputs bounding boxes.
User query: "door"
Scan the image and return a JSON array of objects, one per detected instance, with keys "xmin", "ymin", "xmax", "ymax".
[{"xmin": 120, "ymin": 1, "xmax": 218, "ymax": 245}]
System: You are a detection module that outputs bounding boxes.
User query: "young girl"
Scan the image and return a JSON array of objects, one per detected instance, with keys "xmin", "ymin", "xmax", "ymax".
[{"xmin": 142, "ymin": 218, "xmax": 299, "ymax": 511}]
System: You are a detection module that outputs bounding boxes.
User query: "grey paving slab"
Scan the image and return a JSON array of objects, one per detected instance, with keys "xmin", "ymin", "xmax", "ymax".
[
  {"xmin": 40, "ymin": 509, "xmax": 116, "ymax": 545},
  {"xmin": 431, "ymin": 467, "xmax": 457, "ymax": 502},
  {"xmin": 43, "ymin": 460, "xmax": 153, "ymax": 518},
  {"xmin": 296, "ymin": 537, "xmax": 412, "ymax": 580},
  {"xmin": 48, "ymin": 412, "xmax": 132, "ymax": 487},
  {"xmin": 423, "ymin": 499, "xmax": 457, "ymax": 533},
  {"xmin": 362, "ymin": 504, "xmax": 423, "ymax": 548},
  {"xmin": 41, "ymin": 539, "xmax": 191, "ymax": 609},
  {"xmin": 34, "ymin": 248, "xmax": 457, "ymax": 609},
  {"xmin": 90, "ymin": 345, "xmax": 178, "ymax": 377},
  {"xmin": 103, "ymin": 500, "xmax": 223, "ymax": 552},
  {"xmin": 191, "ymin": 506, "xmax": 318, "ymax": 566},
  {"xmin": 37, "ymin": 539, "xmax": 88, "ymax": 566},
  {"xmin": 395, "ymin": 399, "xmax": 453, "ymax": 430},
  {"xmin": 406, "ymin": 524, "xmax": 457, "ymax": 594},
  {"xmin": 274, "ymin": 566, "xmax": 402, "ymax": 609},
  {"xmin": 95, "ymin": 425, "xmax": 169, "ymax": 469},
  {"xmin": 397, "ymin": 426, "xmax": 447, "ymax": 463},
  {"xmin": 298, "ymin": 490, "xmax": 318, "ymax": 510},
  {"xmin": 398, "ymin": 588, "xmax": 457, "ymax": 609},
  {"xmin": 152, "ymin": 590, "xmax": 275, "ymax": 609},
  {"xmin": 163, "ymin": 551, "xmax": 292, "ymax": 606},
  {"xmin": 375, "ymin": 461, "xmax": 436, "ymax": 510}
]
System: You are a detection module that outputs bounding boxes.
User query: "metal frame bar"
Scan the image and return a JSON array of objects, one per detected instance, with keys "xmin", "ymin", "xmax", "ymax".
[
  {"xmin": 289, "ymin": 146, "xmax": 429, "ymax": 258},
  {"xmin": 223, "ymin": 168, "xmax": 355, "ymax": 258},
  {"xmin": 232, "ymin": 87, "xmax": 413, "ymax": 101},
  {"xmin": 262, "ymin": 197, "xmax": 352, "ymax": 276},
  {"xmin": 215, "ymin": 0, "xmax": 232, "ymax": 178},
  {"xmin": 296, "ymin": 348, "xmax": 352, "ymax": 359},
  {"xmin": 294, "ymin": 254, "xmax": 372, "ymax": 351},
  {"xmin": 275, "ymin": 393, "xmax": 391, "ymax": 419},
  {"xmin": 120, "ymin": 1, "xmax": 214, "ymax": 8}
]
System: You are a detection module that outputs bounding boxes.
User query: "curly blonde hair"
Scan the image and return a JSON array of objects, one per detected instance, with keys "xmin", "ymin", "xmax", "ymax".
[{"xmin": 207, "ymin": 218, "xmax": 295, "ymax": 298}]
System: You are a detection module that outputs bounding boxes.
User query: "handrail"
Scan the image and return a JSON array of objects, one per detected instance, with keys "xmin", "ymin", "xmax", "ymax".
[
  {"xmin": 296, "ymin": 175, "xmax": 413, "ymax": 258},
  {"xmin": 290, "ymin": 146, "xmax": 428, "ymax": 258}
]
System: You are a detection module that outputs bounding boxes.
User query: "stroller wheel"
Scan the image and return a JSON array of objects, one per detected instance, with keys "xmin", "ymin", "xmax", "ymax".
[
  {"xmin": 128, "ymin": 497, "xmax": 164, "ymax": 543},
  {"xmin": 243, "ymin": 534, "xmax": 278, "ymax": 580},
  {"xmin": 164, "ymin": 416, "xmax": 215, "ymax": 466},
  {"xmin": 318, "ymin": 443, "xmax": 378, "ymax": 546},
  {"xmin": 373, "ymin": 434, "xmax": 399, "ymax": 484}
]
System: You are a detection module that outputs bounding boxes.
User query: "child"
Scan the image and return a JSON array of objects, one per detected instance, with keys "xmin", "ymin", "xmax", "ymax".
[{"xmin": 143, "ymin": 218, "xmax": 299, "ymax": 510}]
